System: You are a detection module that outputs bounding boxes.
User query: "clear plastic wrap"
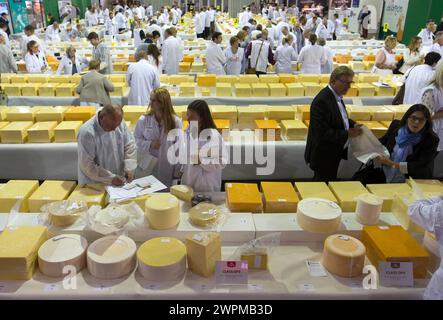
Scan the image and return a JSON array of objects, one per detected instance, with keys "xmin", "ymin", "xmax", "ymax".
[
  {"xmin": 38, "ymin": 200, "xmax": 88, "ymax": 227},
  {"xmin": 351, "ymin": 125, "xmax": 390, "ymax": 164},
  {"xmin": 187, "ymin": 202, "xmax": 228, "ymax": 230}
]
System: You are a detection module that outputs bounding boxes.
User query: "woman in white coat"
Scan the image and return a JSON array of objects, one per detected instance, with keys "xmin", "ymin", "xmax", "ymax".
[
  {"xmin": 56, "ymin": 46, "xmax": 88, "ymax": 75},
  {"xmin": 274, "ymin": 34, "xmax": 298, "ymax": 74},
  {"xmin": 223, "ymin": 36, "xmax": 244, "ymax": 75},
  {"xmin": 24, "ymin": 40, "xmax": 48, "ymax": 74},
  {"xmin": 318, "ymin": 38, "xmax": 334, "ymax": 74},
  {"xmin": 147, "ymin": 44, "xmax": 163, "ymax": 76},
  {"xmin": 408, "ymin": 196, "xmax": 443, "ymax": 300},
  {"xmin": 181, "ymin": 100, "xmax": 227, "ymax": 192},
  {"xmin": 372, "ymin": 36, "xmax": 398, "ymax": 77},
  {"xmin": 297, "ymin": 34, "xmax": 325, "ymax": 74},
  {"xmin": 134, "ymin": 87, "xmax": 183, "ymax": 187},
  {"xmin": 399, "ymin": 36, "xmax": 423, "ymax": 75}
]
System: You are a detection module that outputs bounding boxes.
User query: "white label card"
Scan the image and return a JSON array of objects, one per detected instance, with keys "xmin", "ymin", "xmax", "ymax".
[
  {"xmin": 379, "ymin": 262, "xmax": 413, "ymax": 287},
  {"xmin": 306, "ymin": 260, "xmax": 328, "ymax": 277}
]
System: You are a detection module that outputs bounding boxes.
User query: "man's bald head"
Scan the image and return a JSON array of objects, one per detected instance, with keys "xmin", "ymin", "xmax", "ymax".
[{"xmin": 99, "ymin": 104, "xmax": 124, "ymax": 132}]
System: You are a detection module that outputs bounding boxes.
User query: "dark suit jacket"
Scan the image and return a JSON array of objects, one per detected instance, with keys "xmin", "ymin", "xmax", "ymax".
[
  {"xmin": 304, "ymin": 86, "xmax": 356, "ymax": 175},
  {"xmin": 379, "ymin": 120, "xmax": 439, "ymax": 179}
]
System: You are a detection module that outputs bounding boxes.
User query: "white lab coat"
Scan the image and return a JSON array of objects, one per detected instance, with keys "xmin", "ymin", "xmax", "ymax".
[
  {"xmin": 162, "ymin": 36, "xmax": 183, "ymax": 75},
  {"xmin": 408, "ymin": 197, "xmax": 443, "ymax": 300},
  {"xmin": 399, "ymin": 49, "xmax": 422, "ymax": 74},
  {"xmin": 333, "ymin": 19, "xmax": 342, "ymax": 37},
  {"xmin": 421, "ymin": 84, "xmax": 443, "ymax": 151},
  {"xmin": 24, "ymin": 52, "xmax": 47, "ymax": 73},
  {"xmin": 278, "ymin": 32, "xmax": 298, "ymax": 52},
  {"xmin": 315, "ymin": 21, "xmax": 334, "ymax": 40},
  {"xmin": 148, "ymin": 55, "xmax": 163, "ymax": 76},
  {"xmin": 0, "ymin": 29, "xmax": 9, "ymax": 47},
  {"xmin": 45, "ymin": 25, "xmax": 61, "ymax": 42},
  {"xmin": 126, "ymin": 59, "xmax": 160, "ymax": 105},
  {"xmin": 276, "ymin": 21, "xmax": 290, "ymax": 38},
  {"xmin": 88, "ymin": 13, "xmax": 99, "ymax": 26},
  {"xmin": 56, "ymin": 55, "xmax": 88, "ymax": 75},
  {"xmin": 430, "ymin": 43, "xmax": 443, "ymax": 57},
  {"xmin": 274, "ymin": 44, "xmax": 298, "ymax": 74},
  {"xmin": 404, "ymin": 64, "xmax": 435, "ymax": 104},
  {"xmin": 224, "ymin": 46, "xmax": 244, "ymax": 75},
  {"xmin": 134, "ymin": 114, "xmax": 183, "ymax": 186},
  {"xmin": 305, "ymin": 18, "xmax": 319, "ymax": 32},
  {"xmin": 194, "ymin": 13, "xmax": 205, "ymax": 35},
  {"xmin": 206, "ymin": 42, "xmax": 227, "ymax": 75},
  {"xmin": 134, "ymin": 28, "xmax": 143, "ymax": 47},
  {"xmin": 297, "ymin": 44, "xmax": 325, "ymax": 74},
  {"xmin": 418, "ymin": 29, "xmax": 435, "ymax": 48},
  {"xmin": 77, "ymin": 114, "xmax": 137, "ymax": 186},
  {"xmin": 321, "ymin": 45, "xmax": 334, "ymax": 74},
  {"xmin": 181, "ymin": 128, "xmax": 228, "ymax": 192},
  {"xmin": 114, "ymin": 12, "xmax": 127, "ymax": 30},
  {"xmin": 147, "ymin": 24, "xmax": 163, "ymax": 44},
  {"xmin": 249, "ymin": 40, "xmax": 271, "ymax": 73},
  {"xmin": 146, "ymin": 5, "xmax": 153, "ymax": 17}
]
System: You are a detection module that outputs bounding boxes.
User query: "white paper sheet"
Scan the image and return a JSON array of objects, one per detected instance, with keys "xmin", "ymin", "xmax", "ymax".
[{"xmin": 105, "ymin": 175, "xmax": 167, "ymax": 201}]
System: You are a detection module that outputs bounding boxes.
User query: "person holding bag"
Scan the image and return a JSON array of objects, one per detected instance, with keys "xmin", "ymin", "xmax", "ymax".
[{"xmin": 245, "ymin": 32, "xmax": 274, "ymax": 76}]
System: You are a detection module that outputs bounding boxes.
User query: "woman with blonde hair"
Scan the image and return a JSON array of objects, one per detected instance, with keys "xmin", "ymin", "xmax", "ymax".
[
  {"xmin": 372, "ymin": 36, "xmax": 398, "ymax": 76},
  {"xmin": 274, "ymin": 34, "xmax": 298, "ymax": 74},
  {"xmin": 134, "ymin": 87, "xmax": 183, "ymax": 185},
  {"xmin": 420, "ymin": 62, "xmax": 443, "ymax": 151},
  {"xmin": 56, "ymin": 46, "xmax": 88, "ymax": 75},
  {"xmin": 399, "ymin": 36, "xmax": 423, "ymax": 74}
]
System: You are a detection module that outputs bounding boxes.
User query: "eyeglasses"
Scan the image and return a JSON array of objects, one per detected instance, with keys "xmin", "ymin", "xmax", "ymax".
[{"xmin": 408, "ymin": 115, "xmax": 426, "ymax": 124}]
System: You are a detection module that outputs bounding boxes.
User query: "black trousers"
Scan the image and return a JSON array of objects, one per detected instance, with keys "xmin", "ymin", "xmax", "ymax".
[
  {"xmin": 256, "ymin": 71, "xmax": 266, "ymax": 76},
  {"xmin": 204, "ymin": 27, "xmax": 210, "ymax": 39},
  {"xmin": 197, "ymin": 33, "xmax": 204, "ymax": 38}
]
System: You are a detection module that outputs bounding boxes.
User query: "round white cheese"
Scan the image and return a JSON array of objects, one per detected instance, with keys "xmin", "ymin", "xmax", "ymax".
[
  {"xmin": 137, "ymin": 237, "xmax": 187, "ymax": 281},
  {"xmin": 297, "ymin": 198, "xmax": 342, "ymax": 233},
  {"xmin": 46, "ymin": 200, "xmax": 88, "ymax": 227},
  {"xmin": 87, "ymin": 235, "xmax": 136, "ymax": 279},
  {"xmin": 145, "ymin": 193, "xmax": 180, "ymax": 230},
  {"xmin": 322, "ymin": 234, "xmax": 366, "ymax": 278},
  {"xmin": 95, "ymin": 204, "xmax": 130, "ymax": 229},
  {"xmin": 38, "ymin": 234, "xmax": 88, "ymax": 277},
  {"xmin": 356, "ymin": 193, "xmax": 383, "ymax": 225},
  {"xmin": 188, "ymin": 203, "xmax": 222, "ymax": 227}
]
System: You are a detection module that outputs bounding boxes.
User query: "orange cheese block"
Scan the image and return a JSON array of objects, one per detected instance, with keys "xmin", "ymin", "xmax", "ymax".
[
  {"xmin": 225, "ymin": 183, "xmax": 263, "ymax": 213},
  {"xmin": 260, "ymin": 182, "xmax": 299, "ymax": 213},
  {"xmin": 64, "ymin": 107, "xmax": 96, "ymax": 123},
  {"xmin": 254, "ymin": 119, "xmax": 281, "ymax": 141}
]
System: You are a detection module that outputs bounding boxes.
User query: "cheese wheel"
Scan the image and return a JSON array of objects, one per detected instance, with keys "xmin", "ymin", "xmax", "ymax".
[
  {"xmin": 46, "ymin": 200, "xmax": 87, "ymax": 227},
  {"xmin": 38, "ymin": 234, "xmax": 88, "ymax": 277},
  {"xmin": 87, "ymin": 235, "xmax": 136, "ymax": 279},
  {"xmin": 322, "ymin": 234, "xmax": 366, "ymax": 278},
  {"xmin": 95, "ymin": 205, "xmax": 130, "ymax": 228},
  {"xmin": 356, "ymin": 193, "xmax": 383, "ymax": 225},
  {"xmin": 188, "ymin": 203, "xmax": 222, "ymax": 227},
  {"xmin": 137, "ymin": 237, "xmax": 187, "ymax": 281},
  {"xmin": 145, "ymin": 193, "xmax": 180, "ymax": 230},
  {"xmin": 170, "ymin": 185, "xmax": 194, "ymax": 202},
  {"xmin": 297, "ymin": 198, "xmax": 342, "ymax": 233}
]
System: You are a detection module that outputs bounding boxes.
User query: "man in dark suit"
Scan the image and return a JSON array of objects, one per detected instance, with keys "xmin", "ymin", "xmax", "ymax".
[
  {"xmin": 304, "ymin": 66, "xmax": 363, "ymax": 182},
  {"xmin": 0, "ymin": 12, "xmax": 10, "ymax": 35}
]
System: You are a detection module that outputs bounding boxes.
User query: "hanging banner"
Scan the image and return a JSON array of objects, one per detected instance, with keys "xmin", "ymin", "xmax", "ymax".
[
  {"xmin": 9, "ymin": 0, "xmax": 28, "ymax": 33},
  {"xmin": 380, "ymin": 0, "xmax": 409, "ymax": 41},
  {"xmin": 329, "ymin": 0, "xmax": 352, "ymax": 9}
]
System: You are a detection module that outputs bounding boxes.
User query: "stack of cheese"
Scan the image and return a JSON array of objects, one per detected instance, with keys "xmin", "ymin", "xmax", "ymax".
[
  {"xmin": 261, "ymin": 182, "xmax": 299, "ymax": 213},
  {"xmin": 226, "ymin": 182, "xmax": 263, "ymax": 213},
  {"xmin": 280, "ymin": 119, "xmax": 308, "ymax": 140},
  {"xmin": 0, "ymin": 226, "xmax": 48, "ymax": 280},
  {"xmin": 54, "ymin": 121, "xmax": 83, "ymax": 142},
  {"xmin": 186, "ymin": 232, "xmax": 221, "ymax": 277},
  {"xmin": 254, "ymin": 119, "xmax": 281, "ymax": 141},
  {"xmin": 210, "ymin": 105, "xmax": 238, "ymax": 123},
  {"xmin": 265, "ymin": 106, "xmax": 296, "ymax": 121}
]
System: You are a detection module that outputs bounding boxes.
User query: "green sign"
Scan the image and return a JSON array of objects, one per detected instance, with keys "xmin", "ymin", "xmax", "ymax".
[{"xmin": 9, "ymin": 0, "xmax": 29, "ymax": 33}]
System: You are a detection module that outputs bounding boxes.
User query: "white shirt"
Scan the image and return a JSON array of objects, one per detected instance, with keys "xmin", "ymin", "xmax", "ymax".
[
  {"xmin": 147, "ymin": 55, "xmax": 163, "ymax": 76},
  {"xmin": 88, "ymin": 13, "xmax": 99, "ymax": 26},
  {"xmin": 321, "ymin": 45, "xmax": 334, "ymax": 74},
  {"xmin": 162, "ymin": 35, "xmax": 183, "ymax": 74},
  {"xmin": 305, "ymin": 18, "xmax": 319, "ymax": 32},
  {"xmin": 56, "ymin": 55, "xmax": 88, "ymax": 75},
  {"xmin": 404, "ymin": 64, "xmax": 435, "ymax": 104},
  {"xmin": 297, "ymin": 44, "xmax": 325, "ymax": 74},
  {"xmin": 418, "ymin": 29, "xmax": 435, "ymax": 47},
  {"xmin": 78, "ymin": 114, "xmax": 136, "ymax": 186},
  {"xmin": 430, "ymin": 43, "xmax": 443, "ymax": 56},
  {"xmin": 328, "ymin": 85, "xmax": 350, "ymax": 148},
  {"xmin": 126, "ymin": 59, "xmax": 160, "ymax": 106},
  {"xmin": 21, "ymin": 34, "xmax": 44, "ymax": 57},
  {"xmin": 0, "ymin": 29, "xmax": 9, "ymax": 47},
  {"xmin": 194, "ymin": 13, "xmax": 205, "ymax": 34},
  {"xmin": 24, "ymin": 52, "xmax": 47, "ymax": 73},
  {"xmin": 249, "ymin": 39, "xmax": 270, "ymax": 73},
  {"xmin": 114, "ymin": 12, "xmax": 127, "ymax": 30},
  {"xmin": 333, "ymin": 19, "xmax": 343, "ymax": 36},
  {"xmin": 315, "ymin": 21, "xmax": 334, "ymax": 40},
  {"xmin": 146, "ymin": 5, "xmax": 153, "ymax": 17},
  {"xmin": 224, "ymin": 46, "xmax": 244, "ymax": 75},
  {"xmin": 205, "ymin": 10, "xmax": 211, "ymax": 28},
  {"xmin": 274, "ymin": 44, "xmax": 298, "ymax": 74},
  {"xmin": 45, "ymin": 25, "xmax": 61, "ymax": 42},
  {"xmin": 206, "ymin": 42, "xmax": 227, "ymax": 75}
]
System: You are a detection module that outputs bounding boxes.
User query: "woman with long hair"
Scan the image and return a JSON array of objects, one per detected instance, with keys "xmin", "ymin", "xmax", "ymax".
[
  {"xmin": 134, "ymin": 87, "xmax": 182, "ymax": 186},
  {"xmin": 147, "ymin": 43, "xmax": 162, "ymax": 75},
  {"xmin": 399, "ymin": 36, "xmax": 423, "ymax": 74}
]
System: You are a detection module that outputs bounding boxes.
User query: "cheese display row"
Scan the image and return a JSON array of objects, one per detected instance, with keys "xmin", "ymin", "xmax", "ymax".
[{"xmin": 1, "ymin": 106, "xmax": 95, "ymax": 123}]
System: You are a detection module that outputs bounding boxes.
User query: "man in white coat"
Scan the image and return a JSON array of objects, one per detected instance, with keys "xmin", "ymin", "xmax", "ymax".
[
  {"xmin": 404, "ymin": 52, "xmax": 441, "ymax": 104},
  {"xmin": 205, "ymin": 32, "xmax": 226, "ymax": 75},
  {"xmin": 418, "ymin": 20, "xmax": 437, "ymax": 48},
  {"xmin": 77, "ymin": 104, "xmax": 137, "ymax": 186},
  {"xmin": 21, "ymin": 25, "xmax": 44, "ymax": 57},
  {"xmin": 126, "ymin": 49, "xmax": 160, "ymax": 105},
  {"xmin": 45, "ymin": 22, "xmax": 61, "ymax": 42},
  {"xmin": 162, "ymin": 28, "xmax": 183, "ymax": 74},
  {"xmin": 430, "ymin": 31, "xmax": 443, "ymax": 56},
  {"xmin": 316, "ymin": 17, "xmax": 334, "ymax": 40}
]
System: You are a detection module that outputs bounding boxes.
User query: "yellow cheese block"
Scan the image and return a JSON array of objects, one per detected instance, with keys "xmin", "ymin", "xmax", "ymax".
[
  {"xmin": 0, "ymin": 226, "xmax": 48, "ymax": 280},
  {"xmin": 110, "ymin": 83, "xmax": 127, "ymax": 96},
  {"xmin": 319, "ymin": 74, "xmax": 331, "ymax": 84},
  {"xmin": 68, "ymin": 184, "xmax": 106, "ymax": 208},
  {"xmin": 366, "ymin": 183, "xmax": 411, "ymax": 211},
  {"xmin": 278, "ymin": 74, "xmax": 297, "ymax": 84},
  {"xmin": 358, "ymin": 121, "xmax": 387, "ymax": 138},
  {"xmin": 241, "ymin": 249, "xmax": 268, "ymax": 270},
  {"xmin": 373, "ymin": 83, "xmax": 395, "ymax": 96},
  {"xmin": 10, "ymin": 75, "xmax": 27, "ymax": 83},
  {"xmin": 285, "ymin": 83, "xmax": 305, "ymax": 96},
  {"xmin": 1, "ymin": 84, "xmax": 23, "ymax": 96},
  {"xmin": 251, "ymin": 83, "xmax": 270, "ymax": 97},
  {"xmin": 27, "ymin": 121, "xmax": 58, "ymax": 143},
  {"xmin": 259, "ymin": 75, "xmax": 279, "ymax": 83},
  {"xmin": 267, "ymin": 83, "xmax": 286, "ymax": 97},
  {"xmin": 225, "ymin": 182, "xmax": 263, "ymax": 213},
  {"xmin": 191, "ymin": 62, "xmax": 205, "ymax": 72},
  {"xmin": 6, "ymin": 107, "xmax": 37, "ymax": 122},
  {"xmin": 386, "ymin": 105, "xmax": 411, "ymax": 120},
  {"xmin": 38, "ymin": 84, "xmax": 57, "ymax": 96},
  {"xmin": 299, "ymin": 74, "xmax": 320, "ymax": 83},
  {"xmin": 197, "ymin": 74, "xmax": 216, "ymax": 87},
  {"xmin": 28, "ymin": 180, "xmax": 77, "ymax": 212},
  {"xmin": 281, "ymin": 119, "xmax": 308, "ymax": 140},
  {"xmin": 303, "ymin": 83, "xmax": 322, "ymax": 96},
  {"xmin": 119, "ymin": 194, "xmax": 150, "ymax": 209},
  {"xmin": 349, "ymin": 61, "xmax": 365, "ymax": 71},
  {"xmin": 294, "ymin": 182, "xmax": 338, "ymax": 203},
  {"xmin": 368, "ymin": 106, "xmax": 394, "ymax": 121},
  {"xmin": 179, "ymin": 82, "xmax": 195, "ymax": 96},
  {"xmin": 238, "ymin": 75, "xmax": 259, "ymax": 84},
  {"xmin": 362, "ymin": 225, "xmax": 429, "ymax": 278},
  {"xmin": 235, "ymin": 84, "xmax": 252, "ymax": 97},
  {"xmin": 347, "ymin": 106, "xmax": 371, "ymax": 121},
  {"xmin": 0, "ymin": 107, "xmax": 7, "ymax": 120},
  {"xmin": 179, "ymin": 62, "xmax": 192, "ymax": 73},
  {"xmin": 54, "ymin": 121, "xmax": 83, "ymax": 142},
  {"xmin": 169, "ymin": 75, "xmax": 194, "ymax": 85},
  {"xmin": 238, "ymin": 106, "xmax": 266, "ymax": 123},
  {"xmin": 159, "ymin": 75, "xmax": 169, "ymax": 84},
  {"xmin": 35, "ymin": 107, "xmax": 68, "ymax": 123},
  {"xmin": 216, "ymin": 83, "xmax": 232, "ymax": 97},
  {"xmin": 145, "ymin": 193, "xmax": 180, "ymax": 230},
  {"xmin": 358, "ymin": 74, "xmax": 380, "ymax": 83},
  {"xmin": 261, "ymin": 182, "xmax": 299, "ymax": 213},
  {"xmin": 49, "ymin": 75, "xmax": 71, "ymax": 83},
  {"xmin": 0, "ymin": 180, "xmax": 40, "ymax": 212},
  {"xmin": 356, "ymin": 84, "xmax": 376, "ymax": 96},
  {"xmin": 217, "ymin": 75, "xmax": 239, "ymax": 84},
  {"xmin": 21, "ymin": 85, "xmax": 39, "ymax": 96},
  {"xmin": 266, "ymin": 106, "xmax": 296, "ymax": 121},
  {"xmin": 344, "ymin": 85, "xmax": 358, "ymax": 97},
  {"xmin": 186, "ymin": 232, "xmax": 221, "ymax": 277},
  {"xmin": 108, "ymin": 74, "xmax": 126, "ymax": 83},
  {"xmin": 328, "ymin": 181, "xmax": 370, "ymax": 212},
  {"xmin": 170, "ymin": 185, "xmax": 194, "ymax": 202},
  {"xmin": 71, "ymin": 74, "xmax": 81, "ymax": 85},
  {"xmin": 55, "ymin": 84, "xmax": 76, "ymax": 97},
  {"xmin": 405, "ymin": 179, "xmax": 443, "ymax": 193},
  {"xmin": 0, "ymin": 121, "xmax": 33, "ymax": 143},
  {"xmin": 173, "ymin": 105, "xmax": 188, "ymax": 119},
  {"xmin": 0, "ymin": 121, "xmax": 9, "ymax": 136},
  {"xmin": 64, "ymin": 106, "xmax": 96, "ymax": 122},
  {"xmin": 210, "ymin": 105, "xmax": 238, "ymax": 122},
  {"xmin": 255, "ymin": 119, "xmax": 281, "ymax": 141},
  {"xmin": 294, "ymin": 105, "xmax": 310, "ymax": 121},
  {"xmin": 122, "ymin": 106, "xmax": 146, "ymax": 122},
  {"xmin": 0, "ymin": 73, "xmax": 14, "ymax": 83},
  {"xmin": 201, "ymin": 88, "xmax": 211, "ymax": 96}
]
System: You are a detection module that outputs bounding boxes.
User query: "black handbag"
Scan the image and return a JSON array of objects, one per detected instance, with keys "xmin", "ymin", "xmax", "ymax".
[{"xmin": 352, "ymin": 160, "xmax": 386, "ymax": 185}]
